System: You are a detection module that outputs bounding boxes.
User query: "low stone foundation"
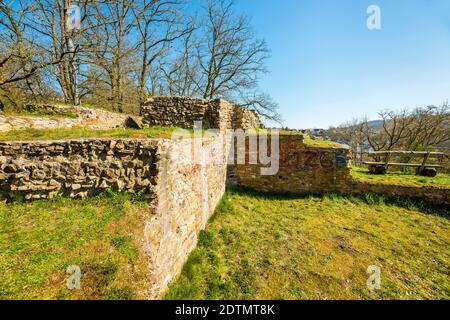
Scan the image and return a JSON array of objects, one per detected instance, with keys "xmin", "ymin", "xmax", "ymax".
[{"xmin": 232, "ymin": 134, "xmax": 353, "ymax": 194}]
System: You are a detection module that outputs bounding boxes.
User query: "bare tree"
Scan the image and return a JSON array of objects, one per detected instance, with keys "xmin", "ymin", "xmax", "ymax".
[
  {"xmin": 19, "ymin": 0, "xmax": 94, "ymax": 105},
  {"xmin": 327, "ymin": 118, "xmax": 367, "ymax": 164},
  {"xmin": 83, "ymin": 0, "xmax": 138, "ymax": 113},
  {"xmin": 328, "ymin": 104, "xmax": 450, "ymax": 165},
  {"xmin": 132, "ymin": 0, "xmax": 194, "ymax": 104},
  {"xmin": 159, "ymin": 31, "xmax": 200, "ymax": 97},
  {"xmin": 362, "ymin": 109, "xmax": 414, "ymax": 151},
  {"xmin": 0, "ymin": 0, "xmax": 70, "ymax": 89},
  {"xmin": 239, "ymin": 91, "xmax": 282, "ymax": 124},
  {"xmin": 403, "ymin": 103, "xmax": 450, "ymax": 151},
  {"xmin": 1, "ymin": 0, "xmax": 281, "ymax": 119},
  {"xmin": 196, "ymin": 0, "xmax": 269, "ymax": 98}
]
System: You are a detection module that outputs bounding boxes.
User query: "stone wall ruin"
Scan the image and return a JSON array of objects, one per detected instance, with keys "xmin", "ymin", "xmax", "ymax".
[
  {"xmin": 4, "ymin": 96, "xmax": 444, "ymax": 299},
  {"xmin": 141, "ymin": 96, "xmax": 263, "ymax": 130}
]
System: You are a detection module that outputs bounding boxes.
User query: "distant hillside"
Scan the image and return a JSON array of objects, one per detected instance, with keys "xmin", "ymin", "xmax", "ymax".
[{"xmin": 365, "ymin": 119, "xmax": 384, "ymax": 131}]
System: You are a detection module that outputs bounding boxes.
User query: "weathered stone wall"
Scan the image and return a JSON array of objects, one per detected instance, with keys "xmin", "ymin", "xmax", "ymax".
[
  {"xmin": 144, "ymin": 134, "xmax": 230, "ymax": 298},
  {"xmin": 0, "ymin": 134, "xmax": 230, "ymax": 299},
  {"xmin": 2, "ymin": 98, "xmax": 447, "ymax": 299},
  {"xmin": 141, "ymin": 97, "xmax": 215, "ymax": 128},
  {"xmin": 0, "ymin": 105, "xmax": 136, "ymax": 131},
  {"xmin": 232, "ymin": 105, "xmax": 263, "ymax": 130},
  {"xmin": 231, "ymin": 134, "xmax": 449, "ymax": 205},
  {"xmin": 232, "ymin": 134, "xmax": 353, "ymax": 194},
  {"xmin": 141, "ymin": 96, "xmax": 262, "ymax": 130},
  {"xmin": 0, "ymin": 139, "xmax": 158, "ymax": 201}
]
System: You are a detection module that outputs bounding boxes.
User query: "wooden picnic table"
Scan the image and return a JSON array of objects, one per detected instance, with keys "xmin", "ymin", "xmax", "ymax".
[{"xmin": 363, "ymin": 150, "xmax": 447, "ymax": 177}]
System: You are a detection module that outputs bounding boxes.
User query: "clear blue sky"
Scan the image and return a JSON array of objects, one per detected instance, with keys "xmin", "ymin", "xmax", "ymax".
[{"xmin": 233, "ymin": 0, "xmax": 450, "ymax": 128}]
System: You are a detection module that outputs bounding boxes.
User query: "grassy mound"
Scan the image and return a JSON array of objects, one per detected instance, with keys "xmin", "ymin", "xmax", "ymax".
[
  {"xmin": 351, "ymin": 167, "xmax": 450, "ymax": 189},
  {"xmin": 0, "ymin": 126, "xmax": 178, "ymax": 141},
  {"xmin": 2, "ymin": 109, "xmax": 78, "ymax": 119},
  {"xmin": 165, "ymin": 189, "xmax": 450, "ymax": 300}
]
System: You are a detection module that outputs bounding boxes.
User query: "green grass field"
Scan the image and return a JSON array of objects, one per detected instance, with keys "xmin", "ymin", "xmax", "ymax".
[
  {"xmin": 1, "ymin": 189, "xmax": 448, "ymax": 300},
  {"xmin": 302, "ymin": 135, "xmax": 342, "ymax": 148},
  {"xmin": 0, "ymin": 192, "xmax": 151, "ymax": 300},
  {"xmin": 0, "ymin": 126, "xmax": 179, "ymax": 141},
  {"xmin": 351, "ymin": 167, "xmax": 450, "ymax": 189},
  {"xmin": 165, "ymin": 189, "xmax": 450, "ymax": 300},
  {"xmin": 2, "ymin": 109, "xmax": 78, "ymax": 119}
]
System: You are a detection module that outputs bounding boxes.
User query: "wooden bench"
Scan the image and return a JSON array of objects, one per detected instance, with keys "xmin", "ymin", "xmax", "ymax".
[{"xmin": 363, "ymin": 151, "xmax": 447, "ymax": 177}]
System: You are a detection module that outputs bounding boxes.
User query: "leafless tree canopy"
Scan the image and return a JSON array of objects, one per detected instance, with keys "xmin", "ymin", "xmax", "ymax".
[
  {"xmin": 326, "ymin": 102, "xmax": 450, "ymax": 163},
  {"xmin": 0, "ymin": 0, "xmax": 280, "ymax": 121}
]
